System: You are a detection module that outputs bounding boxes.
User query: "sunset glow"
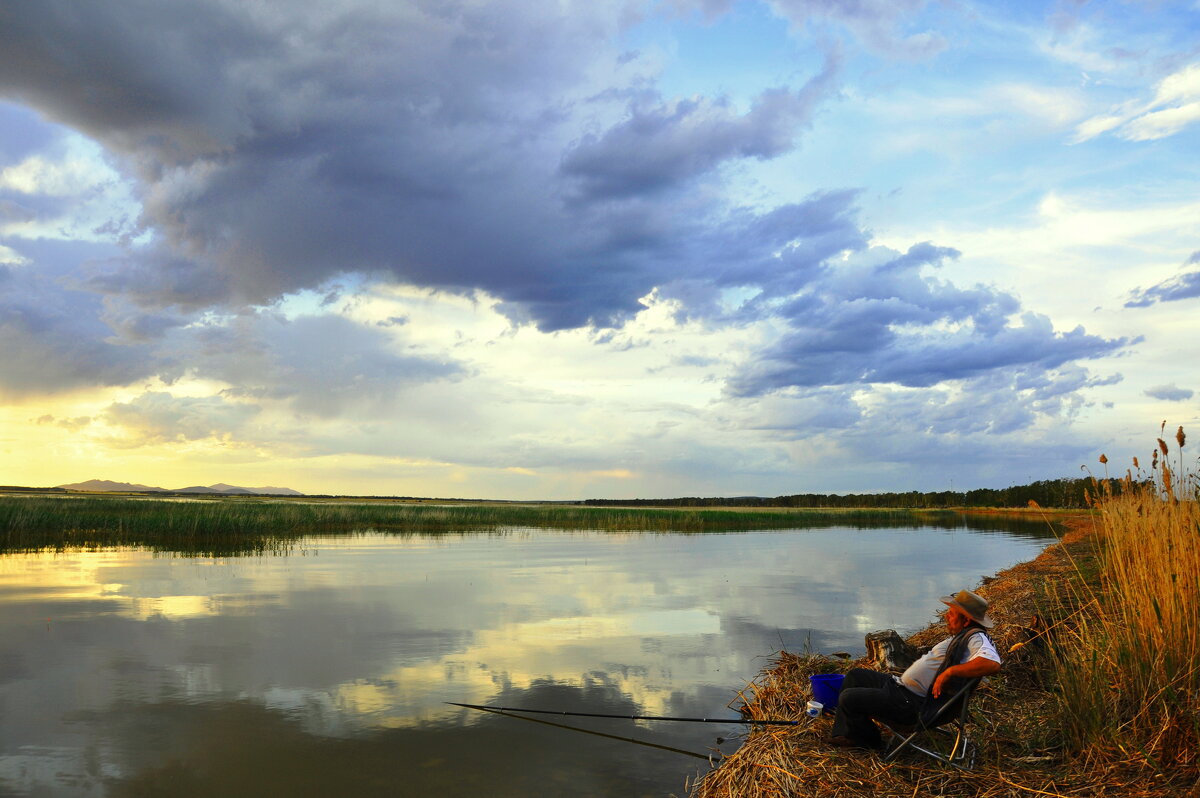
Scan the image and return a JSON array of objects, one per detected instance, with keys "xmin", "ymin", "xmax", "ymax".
[{"xmin": 1, "ymin": 1, "xmax": 1197, "ymax": 498}]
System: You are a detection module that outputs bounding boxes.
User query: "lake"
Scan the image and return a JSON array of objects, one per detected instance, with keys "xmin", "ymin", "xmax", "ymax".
[{"xmin": 0, "ymin": 518, "xmax": 1054, "ymax": 797}]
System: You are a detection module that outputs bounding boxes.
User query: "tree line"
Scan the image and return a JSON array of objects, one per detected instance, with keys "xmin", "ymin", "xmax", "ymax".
[{"xmin": 583, "ymin": 477, "xmax": 1132, "ymax": 509}]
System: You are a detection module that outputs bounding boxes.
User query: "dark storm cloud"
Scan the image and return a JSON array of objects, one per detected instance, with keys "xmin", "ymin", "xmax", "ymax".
[
  {"xmin": 561, "ymin": 51, "xmax": 840, "ymax": 199},
  {"xmin": 0, "ymin": 1, "xmax": 850, "ymax": 332},
  {"xmin": 0, "ymin": 0, "xmax": 1131, "ymax": 420},
  {"xmin": 706, "ymin": 190, "xmax": 868, "ymax": 291},
  {"xmin": 81, "ymin": 245, "xmax": 234, "ymax": 310},
  {"xmin": 0, "ymin": 1, "xmax": 266, "ymax": 162},
  {"xmin": 1124, "ymin": 252, "xmax": 1200, "ymax": 307},
  {"xmin": 728, "ymin": 243, "xmax": 1127, "ymax": 397},
  {"xmin": 653, "ymin": 189, "xmax": 869, "ymax": 319}
]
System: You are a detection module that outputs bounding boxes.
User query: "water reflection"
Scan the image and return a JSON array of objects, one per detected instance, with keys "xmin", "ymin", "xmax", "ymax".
[{"xmin": 0, "ymin": 523, "xmax": 1052, "ymax": 796}]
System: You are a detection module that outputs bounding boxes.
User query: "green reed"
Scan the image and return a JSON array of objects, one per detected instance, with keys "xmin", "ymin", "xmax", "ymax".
[{"xmin": 0, "ymin": 495, "xmax": 971, "ymax": 556}]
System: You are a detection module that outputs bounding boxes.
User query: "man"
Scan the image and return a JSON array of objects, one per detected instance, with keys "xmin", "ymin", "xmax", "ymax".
[{"xmin": 827, "ymin": 589, "xmax": 1001, "ymax": 751}]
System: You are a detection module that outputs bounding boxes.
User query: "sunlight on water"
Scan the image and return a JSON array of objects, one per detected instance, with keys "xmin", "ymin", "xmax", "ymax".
[{"xmin": 0, "ymin": 523, "xmax": 1053, "ymax": 797}]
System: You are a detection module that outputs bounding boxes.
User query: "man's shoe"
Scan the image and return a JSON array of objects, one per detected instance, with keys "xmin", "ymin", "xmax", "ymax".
[{"xmin": 828, "ymin": 735, "xmax": 884, "ymax": 751}]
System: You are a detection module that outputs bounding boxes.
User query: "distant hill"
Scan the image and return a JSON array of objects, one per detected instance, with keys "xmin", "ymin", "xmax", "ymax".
[
  {"xmin": 206, "ymin": 483, "xmax": 302, "ymax": 496},
  {"xmin": 57, "ymin": 479, "xmax": 302, "ymax": 496},
  {"xmin": 58, "ymin": 479, "xmax": 169, "ymax": 493}
]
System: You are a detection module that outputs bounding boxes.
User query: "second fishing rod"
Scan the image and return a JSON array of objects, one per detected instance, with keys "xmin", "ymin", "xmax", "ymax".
[{"xmin": 446, "ymin": 701, "xmax": 810, "ymax": 726}]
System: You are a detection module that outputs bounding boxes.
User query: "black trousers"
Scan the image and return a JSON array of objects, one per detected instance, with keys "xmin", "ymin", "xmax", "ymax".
[{"xmin": 829, "ymin": 667, "xmax": 923, "ymax": 749}]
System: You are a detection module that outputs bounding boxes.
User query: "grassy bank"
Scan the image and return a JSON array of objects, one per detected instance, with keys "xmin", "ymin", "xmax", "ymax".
[
  {"xmin": 0, "ymin": 494, "xmax": 1008, "ymax": 555},
  {"xmin": 690, "ymin": 430, "xmax": 1198, "ymax": 797}
]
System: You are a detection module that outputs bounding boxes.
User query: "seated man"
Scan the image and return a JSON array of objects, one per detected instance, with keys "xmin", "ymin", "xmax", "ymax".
[{"xmin": 827, "ymin": 589, "xmax": 1001, "ymax": 750}]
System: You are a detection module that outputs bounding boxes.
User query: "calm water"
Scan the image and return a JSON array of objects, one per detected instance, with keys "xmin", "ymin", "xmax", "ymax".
[{"xmin": 0, "ymin": 520, "xmax": 1054, "ymax": 797}]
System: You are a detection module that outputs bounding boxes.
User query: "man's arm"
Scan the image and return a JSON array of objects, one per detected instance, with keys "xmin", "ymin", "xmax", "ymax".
[{"xmin": 930, "ymin": 656, "xmax": 1000, "ymax": 698}]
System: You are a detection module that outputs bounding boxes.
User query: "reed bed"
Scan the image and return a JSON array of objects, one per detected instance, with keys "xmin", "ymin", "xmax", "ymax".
[
  {"xmin": 1050, "ymin": 426, "xmax": 1199, "ymax": 784},
  {"xmin": 0, "ymin": 495, "xmax": 971, "ymax": 556}
]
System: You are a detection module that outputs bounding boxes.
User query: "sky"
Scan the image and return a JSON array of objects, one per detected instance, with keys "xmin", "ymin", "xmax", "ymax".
[{"xmin": 0, "ymin": 0, "xmax": 1197, "ymax": 499}]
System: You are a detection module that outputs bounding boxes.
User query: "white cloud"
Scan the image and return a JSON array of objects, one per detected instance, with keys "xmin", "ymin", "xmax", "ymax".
[
  {"xmin": 1119, "ymin": 101, "xmax": 1200, "ymax": 141},
  {"xmin": 1073, "ymin": 62, "xmax": 1200, "ymax": 142},
  {"xmin": 0, "ymin": 133, "xmax": 141, "ymax": 242},
  {"xmin": 0, "ymin": 244, "xmax": 26, "ymax": 264},
  {"xmin": 991, "ymin": 83, "xmax": 1087, "ymax": 127}
]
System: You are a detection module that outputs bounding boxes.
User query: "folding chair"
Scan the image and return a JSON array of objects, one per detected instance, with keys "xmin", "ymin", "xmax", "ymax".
[{"xmin": 880, "ymin": 677, "xmax": 982, "ymax": 771}]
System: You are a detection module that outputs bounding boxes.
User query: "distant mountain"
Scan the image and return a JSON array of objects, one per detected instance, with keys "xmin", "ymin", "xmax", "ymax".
[
  {"xmin": 207, "ymin": 483, "xmax": 302, "ymax": 496},
  {"xmin": 58, "ymin": 479, "xmax": 168, "ymax": 492},
  {"xmin": 57, "ymin": 480, "xmax": 302, "ymax": 496}
]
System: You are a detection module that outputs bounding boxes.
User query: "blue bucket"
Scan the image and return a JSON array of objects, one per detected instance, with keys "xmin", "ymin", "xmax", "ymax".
[{"xmin": 810, "ymin": 673, "xmax": 845, "ymax": 712}]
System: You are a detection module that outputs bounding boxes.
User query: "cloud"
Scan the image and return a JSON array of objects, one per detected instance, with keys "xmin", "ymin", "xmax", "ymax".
[
  {"xmin": 764, "ymin": 0, "xmax": 947, "ymax": 60},
  {"xmin": 0, "ymin": 240, "xmax": 164, "ymax": 399},
  {"xmin": 1125, "ymin": 251, "xmax": 1200, "ymax": 307},
  {"xmin": 0, "ymin": 243, "xmax": 26, "ymax": 264},
  {"xmin": 0, "ymin": 237, "xmax": 462, "ymax": 408},
  {"xmin": 1073, "ymin": 61, "xmax": 1200, "ymax": 142},
  {"xmin": 37, "ymin": 413, "xmax": 98, "ymax": 433},
  {"xmin": 650, "ymin": 189, "xmax": 869, "ymax": 321},
  {"xmin": 662, "ymin": 0, "xmax": 947, "ymax": 59},
  {"xmin": 0, "ymin": 124, "xmax": 141, "ymax": 244},
  {"xmin": 726, "ymin": 242, "xmax": 1127, "ymax": 397},
  {"xmin": 104, "ymin": 391, "xmax": 261, "ymax": 446},
  {"xmin": 561, "ymin": 50, "xmax": 840, "ymax": 199},
  {"xmin": 174, "ymin": 310, "xmax": 464, "ymax": 418},
  {"xmin": 0, "ymin": 1, "xmax": 855, "ymax": 333},
  {"xmin": 0, "ymin": 0, "xmax": 1157, "ymax": 498},
  {"xmin": 737, "ymin": 388, "xmax": 863, "ymax": 437},
  {"xmin": 1143, "ymin": 384, "xmax": 1194, "ymax": 402}
]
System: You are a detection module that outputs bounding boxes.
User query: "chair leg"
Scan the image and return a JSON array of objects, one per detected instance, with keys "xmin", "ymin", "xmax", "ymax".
[
  {"xmin": 881, "ymin": 729, "xmax": 920, "ymax": 762},
  {"xmin": 880, "ymin": 725, "xmax": 978, "ymax": 771}
]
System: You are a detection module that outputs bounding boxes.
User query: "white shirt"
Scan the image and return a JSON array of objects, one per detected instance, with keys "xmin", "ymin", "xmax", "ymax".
[{"xmin": 898, "ymin": 632, "xmax": 1000, "ymax": 697}]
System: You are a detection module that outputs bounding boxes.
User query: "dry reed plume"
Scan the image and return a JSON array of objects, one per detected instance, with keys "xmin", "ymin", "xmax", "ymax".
[{"xmin": 1052, "ymin": 425, "xmax": 1199, "ymax": 784}]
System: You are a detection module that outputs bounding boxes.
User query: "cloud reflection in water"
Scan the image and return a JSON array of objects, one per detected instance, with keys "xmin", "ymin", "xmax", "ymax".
[{"xmin": 0, "ymin": 522, "xmax": 1052, "ymax": 795}]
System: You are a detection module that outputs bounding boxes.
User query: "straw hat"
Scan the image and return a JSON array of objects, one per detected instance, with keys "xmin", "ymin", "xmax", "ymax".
[{"xmin": 940, "ymin": 589, "xmax": 994, "ymax": 628}]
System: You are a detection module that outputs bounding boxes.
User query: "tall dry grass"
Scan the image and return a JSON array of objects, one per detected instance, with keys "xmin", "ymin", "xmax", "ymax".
[{"xmin": 1052, "ymin": 424, "xmax": 1199, "ymax": 781}]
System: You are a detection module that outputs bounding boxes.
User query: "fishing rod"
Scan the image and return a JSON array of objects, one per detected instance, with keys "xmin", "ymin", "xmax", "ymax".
[
  {"xmin": 456, "ymin": 703, "xmax": 713, "ymax": 761},
  {"xmin": 446, "ymin": 702, "xmax": 804, "ymax": 726}
]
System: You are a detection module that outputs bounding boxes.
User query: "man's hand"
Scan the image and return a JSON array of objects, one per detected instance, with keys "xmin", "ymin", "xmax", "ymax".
[{"xmin": 931, "ymin": 656, "xmax": 1001, "ymax": 698}]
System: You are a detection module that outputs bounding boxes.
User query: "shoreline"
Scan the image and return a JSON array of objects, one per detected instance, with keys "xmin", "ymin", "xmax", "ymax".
[{"xmin": 689, "ymin": 509, "xmax": 1132, "ymax": 798}]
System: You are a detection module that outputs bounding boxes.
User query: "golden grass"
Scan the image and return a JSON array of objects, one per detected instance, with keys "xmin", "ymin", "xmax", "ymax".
[{"xmin": 1050, "ymin": 428, "xmax": 1199, "ymax": 782}]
